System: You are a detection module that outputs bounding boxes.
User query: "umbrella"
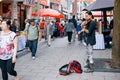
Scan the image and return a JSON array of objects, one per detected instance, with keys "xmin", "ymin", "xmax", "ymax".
[
  {"xmin": 32, "ymin": 12, "xmax": 38, "ymax": 16},
  {"xmin": 86, "ymin": 0, "xmax": 114, "ymax": 11},
  {"xmin": 40, "ymin": 8, "xmax": 64, "ymax": 18}
]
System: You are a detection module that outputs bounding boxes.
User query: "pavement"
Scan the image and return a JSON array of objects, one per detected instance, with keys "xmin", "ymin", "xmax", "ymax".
[{"xmin": 0, "ymin": 37, "xmax": 120, "ymax": 80}]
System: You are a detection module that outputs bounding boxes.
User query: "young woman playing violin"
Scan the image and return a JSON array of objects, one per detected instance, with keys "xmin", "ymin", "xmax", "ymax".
[{"xmin": 78, "ymin": 11, "xmax": 96, "ymax": 73}]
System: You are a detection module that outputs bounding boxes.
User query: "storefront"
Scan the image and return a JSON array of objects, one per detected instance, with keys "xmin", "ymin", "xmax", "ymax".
[
  {"xmin": 0, "ymin": 0, "xmax": 26, "ymax": 30},
  {"xmin": 0, "ymin": 1, "xmax": 14, "ymax": 19}
]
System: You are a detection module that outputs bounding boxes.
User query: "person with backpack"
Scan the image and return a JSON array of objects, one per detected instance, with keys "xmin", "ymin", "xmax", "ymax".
[
  {"xmin": 78, "ymin": 11, "xmax": 96, "ymax": 72},
  {"xmin": 25, "ymin": 19, "xmax": 41, "ymax": 60},
  {"xmin": 0, "ymin": 19, "xmax": 19, "ymax": 80}
]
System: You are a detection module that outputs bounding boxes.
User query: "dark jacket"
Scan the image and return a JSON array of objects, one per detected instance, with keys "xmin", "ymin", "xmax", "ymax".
[
  {"xmin": 10, "ymin": 24, "xmax": 16, "ymax": 33},
  {"xmin": 64, "ymin": 22, "xmax": 75, "ymax": 32},
  {"xmin": 71, "ymin": 18, "xmax": 77, "ymax": 28},
  {"xmin": 85, "ymin": 20, "xmax": 96, "ymax": 45}
]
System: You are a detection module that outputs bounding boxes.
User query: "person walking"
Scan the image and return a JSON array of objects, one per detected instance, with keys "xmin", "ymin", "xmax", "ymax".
[
  {"xmin": 64, "ymin": 19, "xmax": 75, "ymax": 44},
  {"xmin": 0, "ymin": 19, "xmax": 19, "ymax": 80},
  {"xmin": 76, "ymin": 20, "xmax": 82, "ymax": 44},
  {"xmin": 10, "ymin": 19, "xmax": 17, "ymax": 33},
  {"xmin": 25, "ymin": 19, "xmax": 41, "ymax": 60},
  {"xmin": 59, "ymin": 24, "xmax": 64, "ymax": 37},
  {"xmin": 39, "ymin": 19, "xmax": 45, "ymax": 39},
  {"xmin": 0, "ymin": 15, "xmax": 2, "ymax": 31},
  {"xmin": 24, "ymin": 19, "xmax": 30, "ymax": 51},
  {"xmin": 78, "ymin": 11, "xmax": 96, "ymax": 72},
  {"xmin": 71, "ymin": 15, "xmax": 77, "ymax": 42},
  {"xmin": 45, "ymin": 19, "xmax": 54, "ymax": 46}
]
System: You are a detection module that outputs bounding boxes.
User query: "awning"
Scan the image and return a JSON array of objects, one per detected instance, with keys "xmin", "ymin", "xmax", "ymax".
[{"xmin": 86, "ymin": 0, "xmax": 114, "ymax": 11}]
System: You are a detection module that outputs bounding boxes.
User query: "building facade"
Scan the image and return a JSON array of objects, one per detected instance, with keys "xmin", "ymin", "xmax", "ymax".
[
  {"xmin": 0, "ymin": 0, "xmax": 27, "ymax": 30},
  {"xmin": 50, "ymin": 0, "xmax": 60, "ymax": 10}
]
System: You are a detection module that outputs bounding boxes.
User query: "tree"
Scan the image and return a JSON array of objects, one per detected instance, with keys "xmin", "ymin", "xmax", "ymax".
[{"xmin": 112, "ymin": 0, "xmax": 120, "ymax": 68}]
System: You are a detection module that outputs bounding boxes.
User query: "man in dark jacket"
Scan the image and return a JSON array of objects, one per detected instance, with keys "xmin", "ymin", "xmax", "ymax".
[
  {"xmin": 71, "ymin": 15, "xmax": 77, "ymax": 42},
  {"xmin": 78, "ymin": 11, "xmax": 96, "ymax": 72}
]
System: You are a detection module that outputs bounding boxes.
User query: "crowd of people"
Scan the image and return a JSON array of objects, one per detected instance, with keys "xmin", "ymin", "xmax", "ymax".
[{"xmin": 0, "ymin": 11, "xmax": 114, "ymax": 80}]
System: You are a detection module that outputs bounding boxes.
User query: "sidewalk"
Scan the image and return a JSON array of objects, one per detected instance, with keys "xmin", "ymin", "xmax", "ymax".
[{"xmin": 0, "ymin": 37, "xmax": 120, "ymax": 80}]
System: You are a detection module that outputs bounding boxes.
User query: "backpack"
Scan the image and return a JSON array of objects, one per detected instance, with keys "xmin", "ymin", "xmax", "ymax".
[
  {"xmin": 59, "ymin": 64, "xmax": 71, "ymax": 76},
  {"xmin": 59, "ymin": 60, "xmax": 82, "ymax": 76},
  {"xmin": 26, "ymin": 25, "xmax": 39, "ymax": 35},
  {"xmin": 70, "ymin": 60, "xmax": 83, "ymax": 73}
]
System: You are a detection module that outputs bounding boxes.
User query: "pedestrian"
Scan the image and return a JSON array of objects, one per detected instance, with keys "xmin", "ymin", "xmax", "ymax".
[
  {"xmin": 59, "ymin": 24, "xmax": 64, "ymax": 37},
  {"xmin": 45, "ymin": 19, "xmax": 54, "ymax": 46},
  {"xmin": 51, "ymin": 21, "xmax": 56, "ymax": 40},
  {"xmin": 71, "ymin": 15, "xmax": 77, "ymax": 42},
  {"xmin": 39, "ymin": 19, "xmax": 45, "ymax": 39},
  {"xmin": 24, "ymin": 19, "xmax": 30, "ymax": 51},
  {"xmin": 78, "ymin": 11, "xmax": 96, "ymax": 72},
  {"xmin": 76, "ymin": 20, "xmax": 82, "ymax": 43},
  {"xmin": 64, "ymin": 19, "xmax": 75, "ymax": 44},
  {"xmin": 10, "ymin": 19, "xmax": 17, "ymax": 33},
  {"xmin": 0, "ymin": 20, "xmax": 2, "ymax": 31},
  {"xmin": 25, "ymin": 19, "xmax": 41, "ymax": 60},
  {"xmin": 0, "ymin": 15, "xmax": 2, "ymax": 31},
  {"xmin": 0, "ymin": 19, "xmax": 19, "ymax": 80}
]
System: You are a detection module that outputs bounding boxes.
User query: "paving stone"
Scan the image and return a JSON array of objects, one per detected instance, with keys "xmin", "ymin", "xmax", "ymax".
[{"xmin": 0, "ymin": 37, "xmax": 119, "ymax": 80}]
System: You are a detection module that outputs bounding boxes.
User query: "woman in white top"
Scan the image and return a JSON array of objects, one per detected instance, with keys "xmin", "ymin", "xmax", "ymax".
[{"xmin": 0, "ymin": 19, "xmax": 19, "ymax": 80}]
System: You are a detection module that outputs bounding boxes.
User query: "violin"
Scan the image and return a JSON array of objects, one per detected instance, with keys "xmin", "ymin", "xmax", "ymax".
[{"xmin": 81, "ymin": 18, "xmax": 92, "ymax": 28}]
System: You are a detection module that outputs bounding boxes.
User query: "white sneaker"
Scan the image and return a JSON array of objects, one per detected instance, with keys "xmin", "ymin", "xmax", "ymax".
[{"xmin": 32, "ymin": 57, "xmax": 36, "ymax": 60}]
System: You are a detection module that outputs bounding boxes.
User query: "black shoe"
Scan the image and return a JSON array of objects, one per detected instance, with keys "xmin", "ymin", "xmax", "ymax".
[
  {"xmin": 89, "ymin": 63, "xmax": 94, "ymax": 71},
  {"xmin": 84, "ymin": 64, "xmax": 89, "ymax": 68}
]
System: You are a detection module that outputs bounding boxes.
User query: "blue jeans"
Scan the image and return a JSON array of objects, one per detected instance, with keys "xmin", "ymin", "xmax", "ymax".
[{"xmin": 28, "ymin": 39, "xmax": 38, "ymax": 57}]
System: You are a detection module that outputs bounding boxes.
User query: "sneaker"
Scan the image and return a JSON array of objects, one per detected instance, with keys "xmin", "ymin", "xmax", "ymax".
[
  {"xmin": 84, "ymin": 64, "xmax": 89, "ymax": 68},
  {"xmin": 32, "ymin": 56, "xmax": 36, "ymax": 60}
]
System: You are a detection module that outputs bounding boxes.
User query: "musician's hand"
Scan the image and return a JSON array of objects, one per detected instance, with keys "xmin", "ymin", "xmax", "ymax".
[
  {"xmin": 78, "ymin": 31, "xmax": 81, "ymax": 34},
  {"xmin": 81, "ymin": 28, "xmax": 85, "ymax": 32}
]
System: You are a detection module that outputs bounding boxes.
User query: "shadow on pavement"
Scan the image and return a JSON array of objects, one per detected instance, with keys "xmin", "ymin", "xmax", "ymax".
[
  {"xmin": 17, "ymin": 49, "xmax": 29, "ymax": 59},
  {"xmin": 94, "ymin": 58, "xmax": 120, "ymax": 73}
]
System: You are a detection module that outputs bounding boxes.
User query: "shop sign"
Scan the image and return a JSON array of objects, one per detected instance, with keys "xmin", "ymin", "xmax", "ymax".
[{"xmin": 40, "ymin": 0, "xmax": 47, "ymax": 6}]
